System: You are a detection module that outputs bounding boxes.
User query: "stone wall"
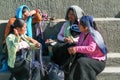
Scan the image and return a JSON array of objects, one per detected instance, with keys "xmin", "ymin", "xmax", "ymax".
[
  {"xmin": 44, "ymin": 19, "xmax": 120, "ymax": 53},
  {"xmin": 0, "ymin": 0, "xmax": 120, "ymax": 20},
  {"xmin": 0, "ymin": 19, "xmax": 120, "ymax": 53}
]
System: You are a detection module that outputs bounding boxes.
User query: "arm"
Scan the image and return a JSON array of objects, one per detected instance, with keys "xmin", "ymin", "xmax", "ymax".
[
  {"xmin": 68, "ymin": 34, "xmax": 97, "ymax": 54},
  {"xmin": 6, "ymin": 34, "xmax": 20, "ymax": 53},
  {"xmin": 3, "ymin": 18, "xmax": 16, "ymax": 43},
  {"xmin": 75, "ymin": 35, "xmax": 97, "ymax": 54},
  {"xmin": 30, "ymin": 9, "xmax": 42, "ymax": 23},
  {"xmin": 6, "ymin": 34, "xmax": 20, "ymax": 68},
  {"xmin": 24, "ymin": 35, "xmax": 41, "ymax": 48},
  {"xmin": 75, "ymin": 41, "xmax": 97, "ymax": 54},
  {"xmin": 57, "ymin": 22, "xmax": 66, "ymax": 41},
  {"xmin": 32, "ymin": 10, "xmax": 42, "ymax": 23},
  {"xmin": 29, "ymin": 10, "xmax": 36, "ymax": 16}
]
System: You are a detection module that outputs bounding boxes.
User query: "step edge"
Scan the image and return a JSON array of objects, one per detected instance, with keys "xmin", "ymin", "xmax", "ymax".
[{"xmin": 102, "ymin": 67, "xmax": 120, "ymax": 73}]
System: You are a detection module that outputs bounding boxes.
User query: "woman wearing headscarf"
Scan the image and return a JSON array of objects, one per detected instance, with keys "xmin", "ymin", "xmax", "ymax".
[
  {"xmin": 6, "ymin": 19, "xmax": 41, "ymax": 80},
  {"xmin": 67, "ymin": 16, "xmax": 108, "ymax": 80},
  {"xmin": 0, "ymin": 5, "xmax": 42, "ymax": 72},
  {"xmin": 4, "ymin": 5, "xmax": 42, "ymax": 42},
  {"xmin": 51, "ymin": 5, "xmax": 84, "ymax": 66}
]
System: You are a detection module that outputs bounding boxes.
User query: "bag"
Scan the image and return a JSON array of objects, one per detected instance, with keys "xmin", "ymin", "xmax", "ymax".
[
  {"xmin": 9, "ymin": 49, "xmax": 30, "ymax": 80},
  {"xmin": 45, "ymin": 62, "xmax": 64, "ymax": 80},
  {"xmin": 14, "ymin": 48, "xmax": 29, "ymax": 68}
]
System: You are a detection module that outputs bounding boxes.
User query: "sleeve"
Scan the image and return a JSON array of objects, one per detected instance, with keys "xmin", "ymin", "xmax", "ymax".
[
  {"xmin": 4, "ymin": 18, "xmax": 16, "ymax": 43},
  {"xmin": 74, "ymin": 35, "xmax": 97, "ymax": 54},
  {"xmin": 6, "ymin": 34, "xmax": 20, "ymax": 67},
  {"xmin": 23, "ymin": 35, "xmax": 37, "ymax": 49},
  {"xmin": 57, "ymin": 22, "xmax": 66, "ymax": 41},
  {"xmin": 6, "ymin": 34, "xmax": 20, "ymax": 54}
]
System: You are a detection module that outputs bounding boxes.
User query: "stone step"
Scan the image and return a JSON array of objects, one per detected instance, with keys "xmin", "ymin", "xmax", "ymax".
[
  {"xmin": 98, "ymin": 73, "xmax": 120, "ymax": 80},
  {"xmin": 98, "ymin": 53, "xmax": 120, "ymax": 80},
  {"xmin": 103, "ymin": 67, "xmax": 120, "ymax": 73},
  {"xmin": 106, "ymin": 58, "xmax": 120, "ymax": 67},
  {"xmin": 98, "ymin": 67, "xmax": 120, "ymax": 80},
  {"xmin": 107, "ymin": 53, "xmax": 120, "ymax": 58},
  {"xmin": 106, "ymin": 53, "xmax": 120, "ymax": 66},
  {"xmin": 0, "ymin": 56, "xmax": 120, "ymax": 80},
  {"xmin": 0, "ymin": 71, "xmax": 11, "ymax": 80},
  {"xmin": 1, "ymin": 67, "xmax": 120, "ymax": 80},
  {"xmin": 1, "ymin": 18, "xmax": 120, "ymax": 52}
]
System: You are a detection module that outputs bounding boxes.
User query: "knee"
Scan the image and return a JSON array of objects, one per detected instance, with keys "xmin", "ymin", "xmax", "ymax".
[{"xmin": 77, "ymin": 57, "xmax": 89, "ymax": 66}]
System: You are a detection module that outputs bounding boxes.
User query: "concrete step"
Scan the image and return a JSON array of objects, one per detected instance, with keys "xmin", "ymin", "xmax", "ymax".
[
  {"xmin": 106, "ymin": 58, "xmax": 120, "ymax": 67},
  {"xmin": 98, "ymin": 67, "xmax": 120, "ymax": 80},
  {"xmin": 98, "ymin": 53, "xmax": 120, "ymax": 80},
  {"xmin": 0, "ymin": 71, "xmax": 11, "ymax": 80},
  {"xmin": 106, "ymin": 53, "xmax": 120, "ymax": 66},
  {"xmin": 1, "ymin": 18, "xmax": 120, "ymax": 53},
  {"xmin": 0, "ymin": 53, "xmax": 120, "ymax": 80}
]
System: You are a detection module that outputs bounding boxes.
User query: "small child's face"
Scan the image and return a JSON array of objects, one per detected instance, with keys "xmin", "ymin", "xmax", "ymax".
[{"xmin": 68, "ymin": 10, "xmax": 76, "ymax": 21}]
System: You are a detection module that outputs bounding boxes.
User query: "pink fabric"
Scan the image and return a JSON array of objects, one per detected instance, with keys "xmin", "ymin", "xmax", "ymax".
[{"xmin": 74, "ymin": 32, "xmax": 106, "ymax": 61}]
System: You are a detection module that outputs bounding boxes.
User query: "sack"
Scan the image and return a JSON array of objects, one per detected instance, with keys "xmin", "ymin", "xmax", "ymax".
[
  {"xmin": 46, "ymin": 62, "xmax": 64, "ymax": 80},
  {"xmin": 14, "ymin": 48, "xmax": 29, "ymax": 68},
  {"xmin": 9, "ymin": 49, "xmax": 30, "ymax": 80}
]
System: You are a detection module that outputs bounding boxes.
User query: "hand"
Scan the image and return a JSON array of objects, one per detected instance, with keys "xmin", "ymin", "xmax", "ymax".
[
  {"xmin": 30, "ymin": 10, "xmax": 36, "ymax": 16},
  {"xmin": 35, "ymin": 42, "xmax": 41, "ymax": 48},
  {"xmin": 14, "ymin": 29, "xmax": 19, "ymax": 36},
  {"xmin": 36, "ymin": 9, "xmax": 41, "ymax": 13},
  {"xmin": 64, "ymin": 37, "xmax": 73, "ymax": 43},
  {"xmin": 68, "ymin": 47, "xmax": 77, "ymax": 55}
]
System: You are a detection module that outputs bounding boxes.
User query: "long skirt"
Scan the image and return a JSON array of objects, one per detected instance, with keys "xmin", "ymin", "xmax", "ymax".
[{"xmin": 66, "ymin": 57, "xmax": 105, "ymax": 80}]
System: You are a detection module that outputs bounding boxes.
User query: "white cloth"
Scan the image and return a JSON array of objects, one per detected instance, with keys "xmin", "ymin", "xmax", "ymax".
[{"xmin": 18, "ymin": 40, "xmax": 30, "ymax": 51}]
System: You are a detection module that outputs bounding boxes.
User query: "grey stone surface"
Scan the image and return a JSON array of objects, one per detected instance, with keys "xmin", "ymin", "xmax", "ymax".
[
  {"xmin": 95, "ymin": 21, "xmax": 120, "ymax": 52},
  {"xmin": 0, "ymin": 18, "xmax": 120, "ymax": 52},
  {"xmin": 1, "ymin": 0, "xmax": 120, "ymax": 20},
  {"xmin": 0, "ymin": 71, "xmax": 11, "ymax": 80},
  {"xmin": 97, "ymin": 73, "xmax": 120, "ymax": 80},
  {"xmin": 106, "ymin": 58, "xmax": 120, "ymax": 67},
  {"xmin": 43, "ymin": 19, "xmax": 120, "ymax": 52}
]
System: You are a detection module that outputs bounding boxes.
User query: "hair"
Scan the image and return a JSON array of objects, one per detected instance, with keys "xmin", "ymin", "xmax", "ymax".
[
  {"xmin": 22, "ymin": 7, "xmax": 28, "ymax": 14},
  {"xmin": 80, "ymin": 19, "xmax": 97, "ymax": 30},
  {"xmin": 65, "ymin": 8, "xmax": 77, "ymax": 20},
  {"xmin": 9, "ymin": 19, "xmax": 25, "ymax": 34},
  {"xmin": 93, "ymin": 21, "xmax": 98, "ymax": 30}
]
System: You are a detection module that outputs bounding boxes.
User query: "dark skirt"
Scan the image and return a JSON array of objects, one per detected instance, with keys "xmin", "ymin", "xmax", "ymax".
[
  {"xmin": 66, "ymin": 57, "xmax": 106, "ymax": 80},
  {"xmin": 9, "ymin": 61, "xmax": 30, "ymax": 80},
  {"xmin": 51, "ymin": 42, "xmax": 76, "ymax": 66}
]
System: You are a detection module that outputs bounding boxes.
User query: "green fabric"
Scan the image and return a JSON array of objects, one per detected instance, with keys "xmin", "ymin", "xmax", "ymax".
[
  {"xmin": 64, "ymin": 21, "xmax": 74, "ymax": 40},
  {"xmin": 6, "ymin": 34, "xmax": 36, "ymax": 68}
]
